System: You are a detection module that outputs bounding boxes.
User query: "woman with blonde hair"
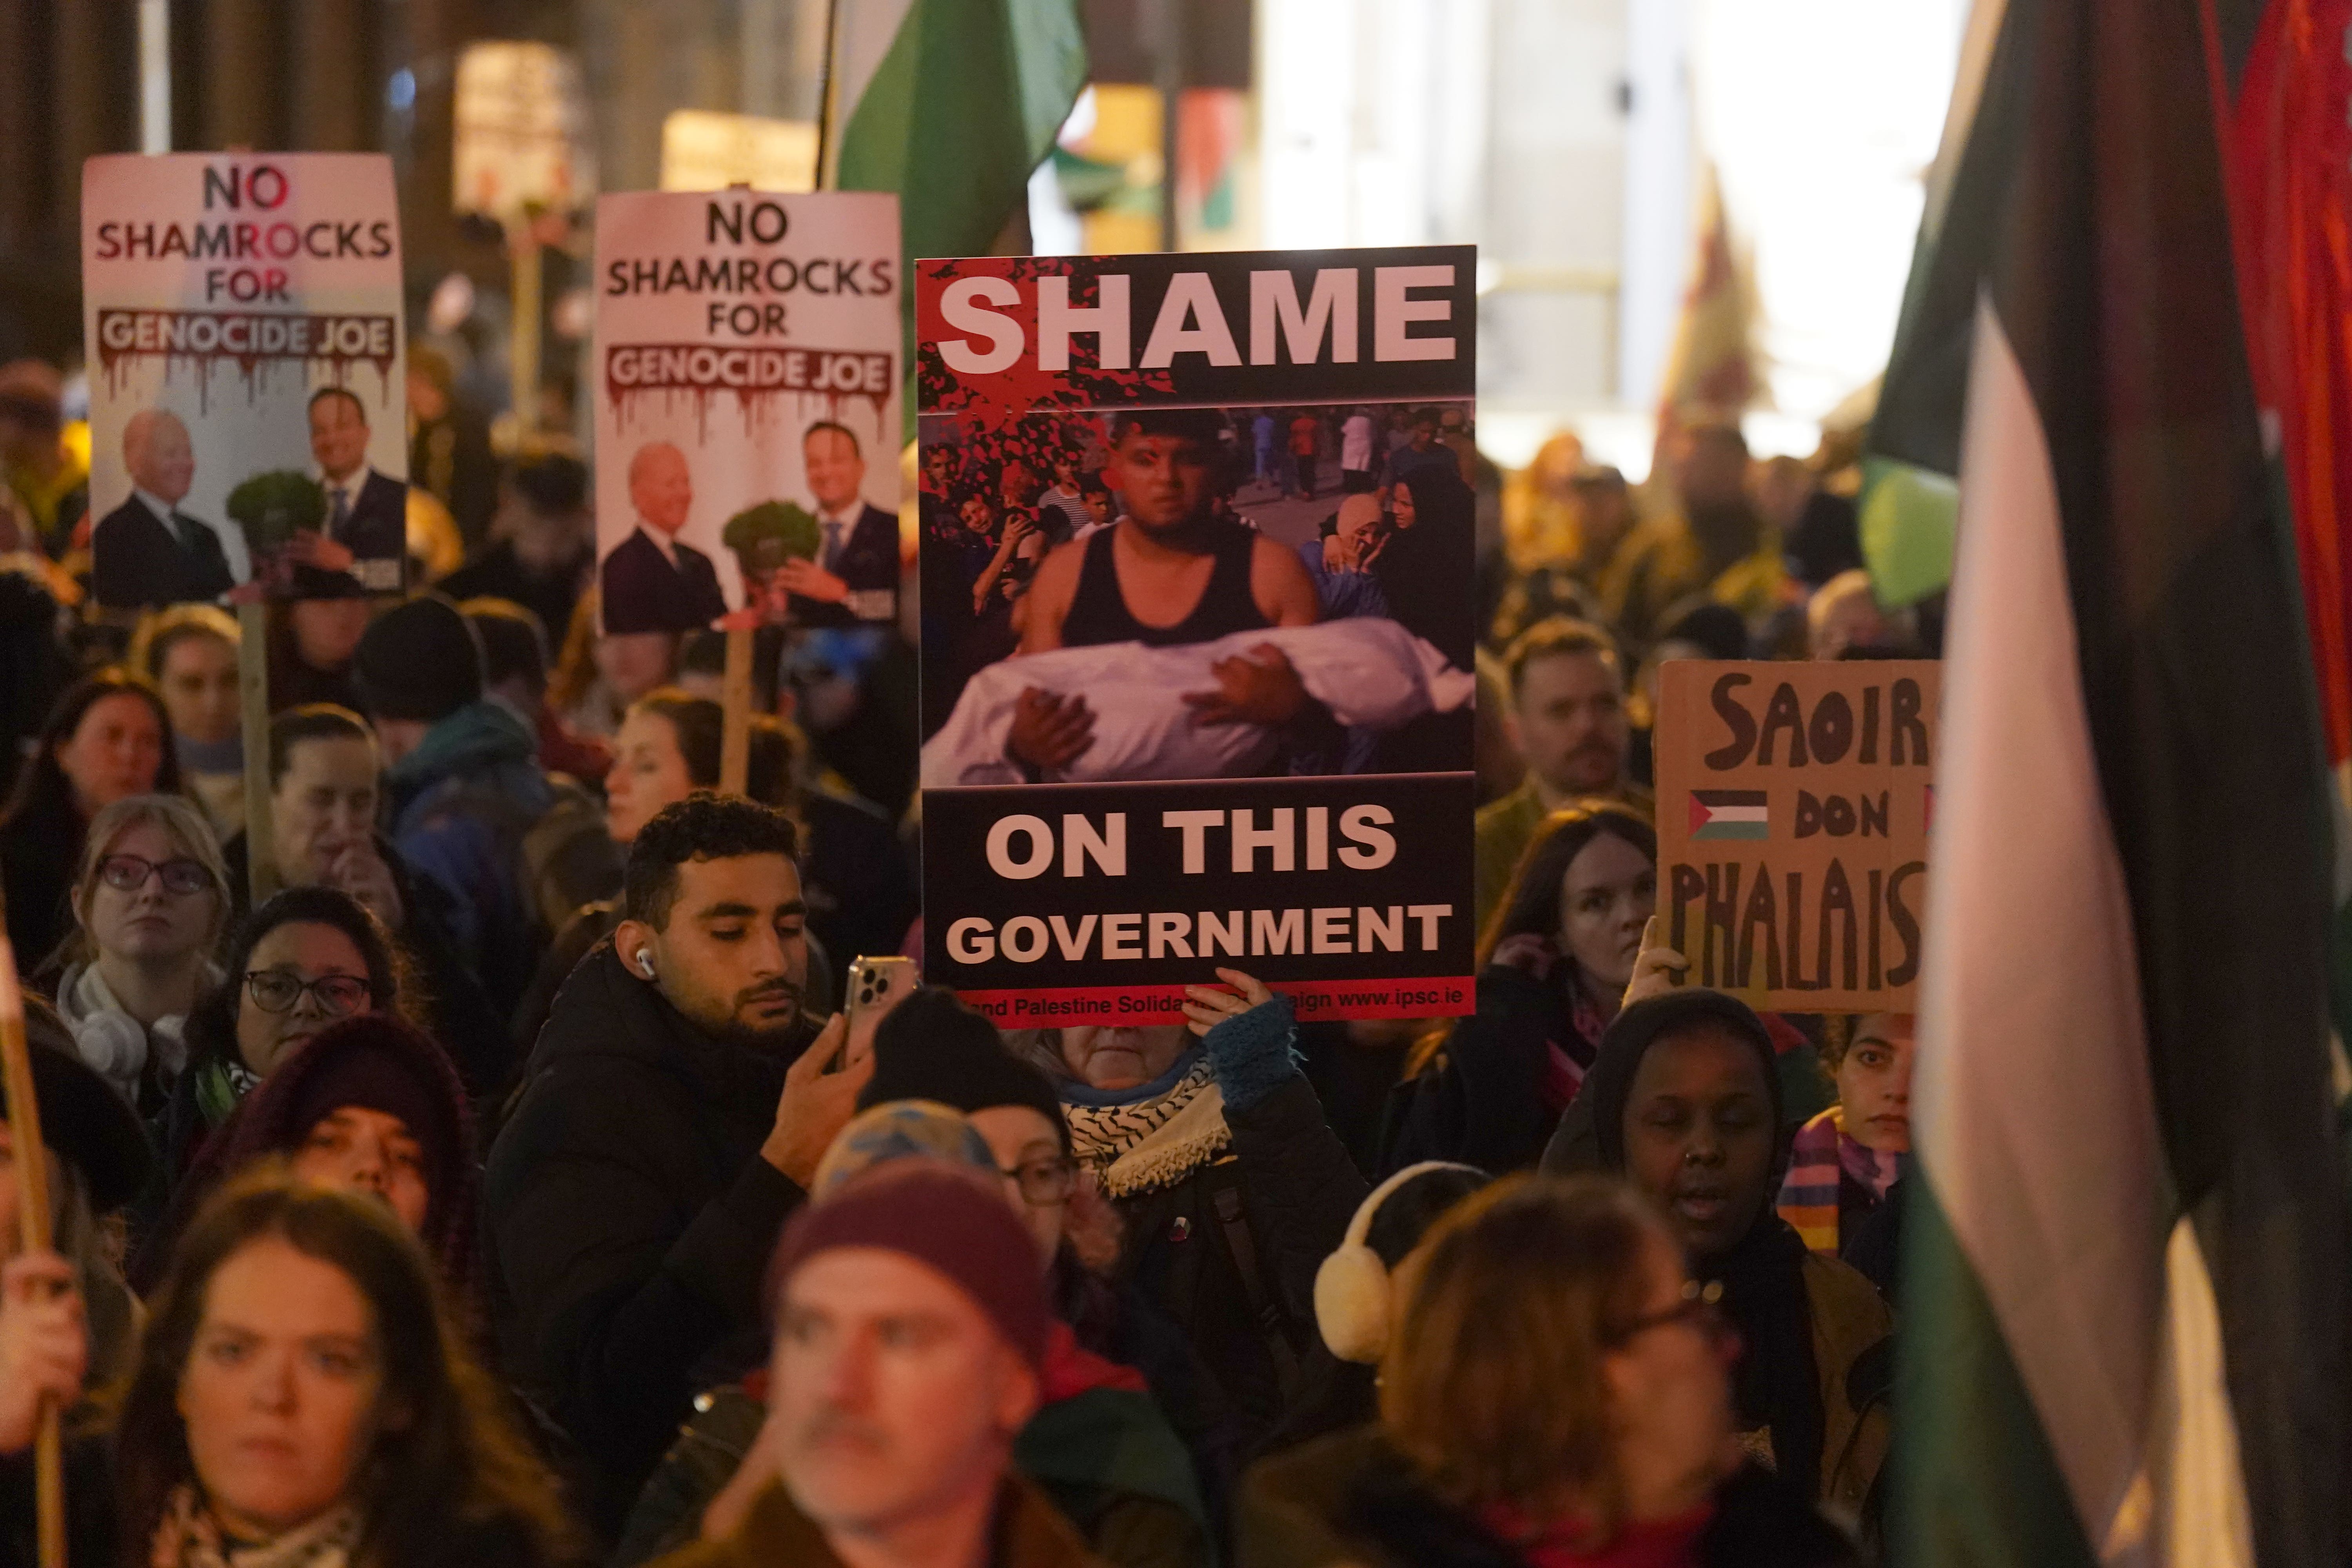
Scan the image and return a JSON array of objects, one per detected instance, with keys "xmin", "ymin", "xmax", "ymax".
[
  {"xmin": 54, "ymin": 792, "xmax": 230, "ymax": 1118},
  {"xmin": 1240, "ymin": 1174, "xmax": 1855, "ymax": 1568}
]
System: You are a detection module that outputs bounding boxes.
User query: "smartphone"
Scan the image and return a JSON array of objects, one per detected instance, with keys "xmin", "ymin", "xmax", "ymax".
[{"xmin": 837, "ymin": 955, "xmax": 919, "ymax": 1071}]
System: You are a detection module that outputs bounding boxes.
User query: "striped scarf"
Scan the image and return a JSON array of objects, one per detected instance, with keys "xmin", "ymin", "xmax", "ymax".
[{"xmin": 1775, "ymin": 1105, "xmax": 1900, "ymax": 1256}]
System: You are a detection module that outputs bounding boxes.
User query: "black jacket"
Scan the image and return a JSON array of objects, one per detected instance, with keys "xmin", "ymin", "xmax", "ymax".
[
  {"xmin": 600, "ymin": 528, "xmax": 727, "ymax": 635},
  {"xmin": 1240, "ymin": 1426, "xmax": 1858, "ymax": 1568},
  {"xmin": 90, "ymin": 494, "xmax": 234, "ymax": 609},
  {"xmin": 1380, "ymin": 966, "xmax": 1583, "ymax": 1177},
  {"xmin": 292, "ymin": 469, "xmax": 407, "ymax": 597},
  {"xmin": 1111, "ymin": 1075, "xmax": 1367, "ymax": 1452},
  {"xmin": 791, "ymin": 501, "xmax": 902, "ymax": 626},
  {"xmin": 0, "ymin": 789, "xmax": 82, "ymax": 975},
  {"xmin": 483, "ymin": 943, "xmax": 813, "ymax": 1534}
]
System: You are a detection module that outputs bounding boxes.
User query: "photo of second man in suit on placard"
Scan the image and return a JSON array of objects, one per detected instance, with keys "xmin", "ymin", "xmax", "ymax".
[
  {"xmin": 294, "ymin": 386, "xmax": 407, "ymax": 596},
  {"xmin": 779, "ymin": 419, "xmax": 899, "ymax": 626}
]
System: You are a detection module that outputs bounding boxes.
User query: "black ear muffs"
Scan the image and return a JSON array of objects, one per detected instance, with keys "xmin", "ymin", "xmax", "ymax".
[{"xmin": 1313, "ymin": 1161, "xmax": 1483, "ymax": 1364}]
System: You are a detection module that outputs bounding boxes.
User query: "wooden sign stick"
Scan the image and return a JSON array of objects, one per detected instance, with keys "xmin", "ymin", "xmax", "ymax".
[
  {"xmin": 0, "ymin": 920, "xmax": 66, "ymax": 1567},
  {"xmin": 238, "ymin": 601, "xmax": 278, "ymax": 908},
  {"xmin": 719, "ymin": 625, "xmax": 753, "ymax": 798}
]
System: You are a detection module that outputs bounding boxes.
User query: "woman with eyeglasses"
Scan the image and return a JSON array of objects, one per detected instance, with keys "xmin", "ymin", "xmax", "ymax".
[
  {"xmin": 132, "ymin": 887, "xmax": 410, "ymax": 1286},
  {"xmin": 52, "ymin": 794, "xmax": 230, "ymax": 1120},
  {"xmin": 1239, "ymin": 1174, "xmax": 1858, "ymax": 1568}
]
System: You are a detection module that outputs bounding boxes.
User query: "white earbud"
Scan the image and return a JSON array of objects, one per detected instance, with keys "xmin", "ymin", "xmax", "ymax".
[{"xmin": 637, "ymin": 952, "xmax": 656, "ymax": 979}]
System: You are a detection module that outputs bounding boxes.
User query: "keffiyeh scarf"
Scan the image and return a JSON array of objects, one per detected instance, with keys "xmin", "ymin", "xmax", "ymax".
[
  {"xmin": 1061, "ymin": 1053, "xmax": 1229, "ymax": 1199},
  {"xmin": 149, "ymin": 1486, "xmax": 360, "ymax": 1568}
]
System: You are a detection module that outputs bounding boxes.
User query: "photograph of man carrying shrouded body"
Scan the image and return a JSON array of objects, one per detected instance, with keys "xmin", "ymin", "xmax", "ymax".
[{"xmin": 920, "ymin": 403, "xmax": 1476, "ymax": 786}]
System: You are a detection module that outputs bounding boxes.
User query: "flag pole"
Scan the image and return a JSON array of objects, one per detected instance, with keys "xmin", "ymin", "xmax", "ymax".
[
  {"xmin": 813, "ymin": 0, "xmax": 842, "ymax": 192},
  {"xmin": 0, "ymin": 912, "xmax": 66, "ymax": 1568}
]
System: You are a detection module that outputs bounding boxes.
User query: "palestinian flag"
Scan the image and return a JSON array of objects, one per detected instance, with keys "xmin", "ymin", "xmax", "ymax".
[
  {"xmin": 823, "ymin": 0, "xmax": 1089, "ymax": 432},
  {"xmin": 1688, "ymin": 789, "xmax": 1769, "ymax": 841},
  {"xmin": 1897, "ymin": 2, "xmax": 2350, "ymax": 1566}
]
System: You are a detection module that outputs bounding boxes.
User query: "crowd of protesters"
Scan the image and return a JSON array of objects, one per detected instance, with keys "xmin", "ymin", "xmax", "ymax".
[{"xmin": 0, "ymin": 334, "xmax": 1920, "ymax": 1568}]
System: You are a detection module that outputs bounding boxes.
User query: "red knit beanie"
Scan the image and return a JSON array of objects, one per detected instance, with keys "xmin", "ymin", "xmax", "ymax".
[{"xmin": 766, "ymin": 1162, "xmax": 1051, "ymax": 1373}]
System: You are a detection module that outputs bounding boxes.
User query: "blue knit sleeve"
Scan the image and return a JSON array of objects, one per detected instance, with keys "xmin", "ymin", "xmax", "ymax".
[{"xmin": 1200, "ymin": 993, "xmax": 1301, "ymax": 1113}]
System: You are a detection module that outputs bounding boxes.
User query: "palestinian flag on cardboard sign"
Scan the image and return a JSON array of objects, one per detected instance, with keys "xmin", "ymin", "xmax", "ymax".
[
  {"xmin": 1688, "ymin": 789, "xmax": 1770, "ymax": 841},
  {"xmin": 1893, "ymin": 1, "xmax": 2351, "ymax": 1566}
]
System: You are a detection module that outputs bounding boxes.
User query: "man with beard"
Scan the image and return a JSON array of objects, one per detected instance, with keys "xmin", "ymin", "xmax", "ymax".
[
  {"xmin": 1599, "ymin": 421, "xmax": 1786, "ymax": 647},
  {"xmin": 1474, "ymin": 617, "xmax": 1650, "ymax": 933},
  {"xmin": 485, "ymin": 793, "xmax": 874, "ymax": 1534}
]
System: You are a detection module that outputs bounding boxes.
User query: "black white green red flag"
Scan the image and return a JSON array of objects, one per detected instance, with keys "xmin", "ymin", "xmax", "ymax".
[{"xmin": 1897, "ymin": 0, "xmax": 2350, "ymax": 1564}]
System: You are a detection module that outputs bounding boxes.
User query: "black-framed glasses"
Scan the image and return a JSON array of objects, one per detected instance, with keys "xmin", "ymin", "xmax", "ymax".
[
  {"xmin": 1608, "ymin": 1278, "xmax": 1729, "ymax": 1348},
  {"xmin": 243, "ymin": 970, "xmax": 371, "ymax": 1017},
  {"xmin": 1000, "ymin": 1154, "xmax": 1079, "ymax": 1207},
  {"xmin": 97, "ymin": 854, "xmax": 214, "ymax": 897}
]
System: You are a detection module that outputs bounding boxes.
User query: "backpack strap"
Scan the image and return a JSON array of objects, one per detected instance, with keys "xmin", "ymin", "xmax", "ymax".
[{"xmin": 1205, "ymin": 1161, "xmax": 1304, "ymax": 1400}]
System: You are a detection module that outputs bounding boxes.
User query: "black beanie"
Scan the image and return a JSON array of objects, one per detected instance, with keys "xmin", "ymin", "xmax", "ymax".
[
  {"xmin": 859, "ymin": 987, "xmax": 1070, "ymax": 1151},
  {"xmin": 353, "ymin": 593, "xmax": 483, "ymax": 722}
]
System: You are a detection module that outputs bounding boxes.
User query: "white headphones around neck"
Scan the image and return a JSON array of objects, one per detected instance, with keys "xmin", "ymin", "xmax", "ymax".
[{"xmin": 1313, "ymin": 1161, "xmax": 1485, "ymax": 1364}]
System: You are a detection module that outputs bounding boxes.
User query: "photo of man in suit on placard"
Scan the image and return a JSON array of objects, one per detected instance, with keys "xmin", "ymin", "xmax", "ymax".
[
  {"xmin": 289, "ymin": 386, "xmax": 407, "ymax": 596},
  {"xmin": 91, "ymin": 408, "xmax": 235, "ymax": 610},
  {"xmin": 778, "ymin": 419, "xmax": 899, "ymax": 626},
  {"xmin": 601, "ymin": 439, "xmax": 728, "ymax": 634}
]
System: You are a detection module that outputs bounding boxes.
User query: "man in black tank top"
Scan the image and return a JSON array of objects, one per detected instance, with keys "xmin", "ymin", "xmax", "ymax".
[{"xmin": 1009, "ymin": 408, "xmax": 1322, "ymax": 774}]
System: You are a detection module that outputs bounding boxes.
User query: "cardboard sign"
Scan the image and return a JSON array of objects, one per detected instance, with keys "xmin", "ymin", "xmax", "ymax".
[
  {"xmin": 1654, "ymin": 660, "xmax": 1940, "ymax": 1013},
  {"xmin": 83, "ymin": 154, "xmax": 407, "ymax": 608},
  {"xmin": 915, "ymin": 246, "xmax": 1480, "ymax": 1024},
  {"xmin": 591, "ymin": 189, "xmax": 902, "ymax": 635},
  {"xmin": 453, "ymin": 42, "xmax": 596, "ymax": 222}
]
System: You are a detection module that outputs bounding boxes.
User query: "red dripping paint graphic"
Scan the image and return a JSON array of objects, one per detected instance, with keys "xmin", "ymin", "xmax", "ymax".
[
  {"xmin": 604, "ymin": 342, "xmax": 895, "ymax": 440},
  {"xmin": 94, "ymin": 309, "xmax": 399, "ymax": 416},
  {"xmin": 915, "ymin": 257, "xmax": 1176, "ymax": 431}
]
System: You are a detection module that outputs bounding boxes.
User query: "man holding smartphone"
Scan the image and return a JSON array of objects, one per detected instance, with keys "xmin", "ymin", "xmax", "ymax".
[{"xmin": 485, "ymin": 793, "xmax": 875, "ymax": 1534}]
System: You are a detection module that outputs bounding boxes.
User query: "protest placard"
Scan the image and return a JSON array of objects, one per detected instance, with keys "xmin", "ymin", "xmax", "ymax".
[
  {"xmin": 592, "ymin": 190, "xmax": 902, "ymax": 636},
  {"xmin": 1653, "ymin": 659, "xmax": 1940, "ymax": 1012},
  {"xmin": 83, "ymin": 154, "xmax": 407, "ymax": 608},
  {"xmin": 916, "ymin": 247, "xmax": 1479, "ymax": 1024}
]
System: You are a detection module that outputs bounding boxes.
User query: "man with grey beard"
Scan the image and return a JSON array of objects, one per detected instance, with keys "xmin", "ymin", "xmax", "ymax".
[{"xmin": 485, "ymin": 792, "xmax": 874, "ymax": 1536}]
